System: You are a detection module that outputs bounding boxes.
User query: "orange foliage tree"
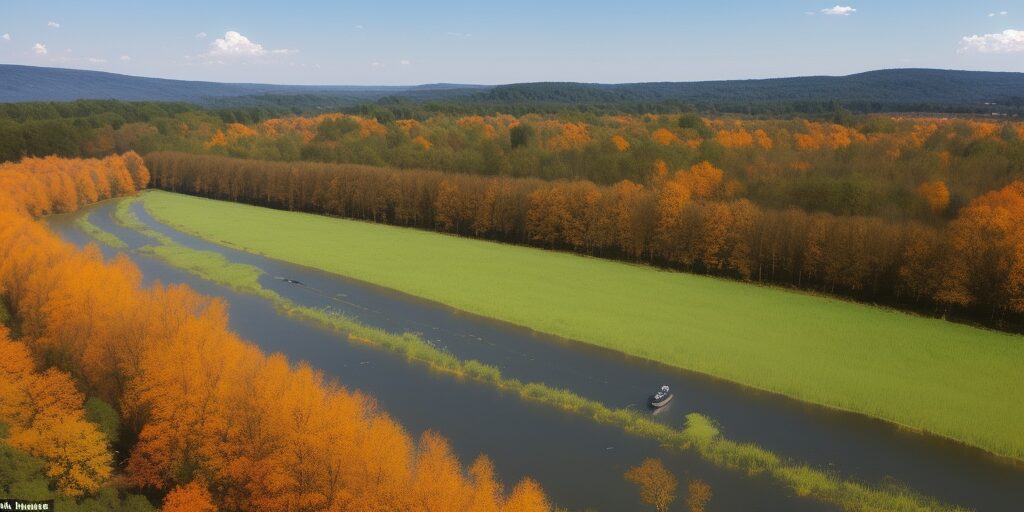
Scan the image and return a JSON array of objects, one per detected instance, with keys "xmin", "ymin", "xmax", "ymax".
[
  {"xmin": 0, "ymin": 154, "xmax": 552, "ymax": 511},
  {"xmin": 623, "ymin": 458, "xmax": 677, "ymax": 512}
]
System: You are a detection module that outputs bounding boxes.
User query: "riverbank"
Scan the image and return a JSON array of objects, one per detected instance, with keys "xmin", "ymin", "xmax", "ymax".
[{"xmin": 137, "ymin": 190, "xmax": 1024, "ymax": 463}]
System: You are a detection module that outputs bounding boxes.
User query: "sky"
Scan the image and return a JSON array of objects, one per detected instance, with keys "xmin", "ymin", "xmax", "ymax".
[{"xmin": 0, "ymin": 1, "xmax": 1021, "ymax": 85}]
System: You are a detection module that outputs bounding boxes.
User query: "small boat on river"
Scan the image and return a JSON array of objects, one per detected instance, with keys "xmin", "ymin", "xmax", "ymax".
[{"xmin": 648, "ymin": 385, "xmax": 673, "ymax": 408}]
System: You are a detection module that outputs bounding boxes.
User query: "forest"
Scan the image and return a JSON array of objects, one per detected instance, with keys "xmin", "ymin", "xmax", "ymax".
[
  {"xmin": 4, "ymin": 102, "xmax": 1024, "ymax": 328},
  {"xmin": 0, "ymin": 154, "xmax": 551, "ymax": 511}
]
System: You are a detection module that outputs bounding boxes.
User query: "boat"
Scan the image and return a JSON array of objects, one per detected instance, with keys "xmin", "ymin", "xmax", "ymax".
[{"xmin": 648, "ymin": 385, "xmax": 673, "ymax": 408}]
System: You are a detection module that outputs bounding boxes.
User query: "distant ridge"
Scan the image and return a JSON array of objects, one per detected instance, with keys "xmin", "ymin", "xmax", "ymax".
[
  {"xmin": 0, "ymin": 64, "xmax": 483, "ymax": 104},
  {"xmin": 1, "ymin": 64, "xmax": 1022, "ymax": 112}
]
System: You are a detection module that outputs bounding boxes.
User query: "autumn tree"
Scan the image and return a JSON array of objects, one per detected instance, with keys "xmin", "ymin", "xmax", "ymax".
[
  {"xmin": 162, "ymin": 481, "xmax": 217, "ymax": 512},
  {"xmin": 686, "ymin": 479, "xmax": 712, "ymax": 512},
  {"xmin": 624, "ymin": 458, "xmax": 678, "ymax": 512}
]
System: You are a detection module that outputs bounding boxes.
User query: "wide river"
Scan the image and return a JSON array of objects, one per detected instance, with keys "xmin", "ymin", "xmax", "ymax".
[{"xmin": 48, "ymin": 199, "xmax": 1023, "ymax": 511}]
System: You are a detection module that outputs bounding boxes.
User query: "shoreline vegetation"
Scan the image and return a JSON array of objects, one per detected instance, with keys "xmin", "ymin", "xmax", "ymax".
[
  {"xmin": 102, "ymin": 195, "xmax": 968, "ymax": 512},
  {"xmin": 135, "ymin": 190, "xmax": 1024, "ymax": 464}
]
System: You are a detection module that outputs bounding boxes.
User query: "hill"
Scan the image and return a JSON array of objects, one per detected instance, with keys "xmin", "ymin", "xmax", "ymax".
[
  {"xmin": 0, "ymin": 64, "xmax": 482, "ymax": 104},
  {"xmin": 1, "ymin": 64, "xmax": 1022, "ymax": 114}
]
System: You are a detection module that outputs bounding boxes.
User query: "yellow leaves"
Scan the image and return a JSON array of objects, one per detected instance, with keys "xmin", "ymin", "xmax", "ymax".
[
  {"xmin": 651, "ymin": 128, "xmax": 679, "ymax": 146},
  {"xmin": 611, "ymin": 134, "xmax": 631, "ymax": 152}
]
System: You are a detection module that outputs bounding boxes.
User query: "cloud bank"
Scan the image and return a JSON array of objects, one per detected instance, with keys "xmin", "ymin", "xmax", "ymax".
[{"xmin": 960, "ymin": 29, "xmax": 1024, "ymax": 53}]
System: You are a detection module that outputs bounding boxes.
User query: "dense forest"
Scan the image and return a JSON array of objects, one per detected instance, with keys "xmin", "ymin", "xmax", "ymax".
[
  {"xmin": 147, "ymin": 150, "xmax": 1024, "ymax": 330},
  {"xmin": 4, "ymin": 99, "xmax": 1024, "ymax": 327},
  {"xmin": 5, "ymin": 103, "xmax": 1024, "ymax": 222},
  {"xmin": 0, "ymin": 154, "xmax": 550, "ymax": 511}
]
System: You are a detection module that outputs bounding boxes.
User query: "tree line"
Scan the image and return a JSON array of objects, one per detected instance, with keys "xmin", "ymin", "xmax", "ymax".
[
  {"xmin": 5, "ymin": 104, "xmax": 1024, "ymax": 224},
  {"xmin": 0, "ymin": 154, "xmax": 551, "ymax": 511},
  {"xmin": 147, "ymin": 151, "xmax": 1024, "ymax": 329}
]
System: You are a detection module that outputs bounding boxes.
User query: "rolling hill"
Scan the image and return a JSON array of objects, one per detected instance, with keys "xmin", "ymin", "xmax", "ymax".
[{"xmin": 1, "ymin": 64, "xmax": 1022, "ymax": 113}]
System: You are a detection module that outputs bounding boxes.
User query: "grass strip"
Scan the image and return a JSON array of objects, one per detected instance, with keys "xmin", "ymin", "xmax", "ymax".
[{"xmin": 74, "ymin": 212, "xmax": 127, "ymax": 249}]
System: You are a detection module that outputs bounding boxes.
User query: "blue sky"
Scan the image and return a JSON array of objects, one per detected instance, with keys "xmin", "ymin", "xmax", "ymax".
[{"xmin": 0, "ymin": 1, "xmax": 1021, "ymax": 85}]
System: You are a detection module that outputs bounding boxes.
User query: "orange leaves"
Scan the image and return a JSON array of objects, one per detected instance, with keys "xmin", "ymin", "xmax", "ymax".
[
  {"xmin": 412, "ymin": 135, "xmax": 433, "ymax": 150},
  {"xmin": 206, "ymin": 130, "xmax": 228, "ymax": 148},
  {"xmin": 715, "ymin": 128, "xmax": 754, "ymax": 149},
  {"xmin": 0, "ymin": 156, "xmax": 550, "ymax": 512},
  {"xmin": 611, "ymin": 134, "xmax": 631, "ymax": 152},
  {"xmin": 0, "ymin": 335, "xmax": 113, "ymax": 497},
  {"xmin": 545, "ymin": 122, "xmax": 591, "ymax": 151},
  {"xmin": 917, "ymin": 181, "xmax": 950, "ymax": 215},
  {"xmin": 500, "ymin": 478, "xmax": 550, "ymax": 512},
  {"xmin": 651, "ymin": 128, "xmax": 679, "ymax": 146},
  {"xmin": 0, "ymin": 153, "xmax": 147, "ymax": 217},
  {"xmin": 162, "ymin": 481, "xmax": 218, "ymax": 512},
  {"xmin": 793, "ymin": 122, "xmax": 865, "ymax": 151},
  {"xmin": 624, "ymin": 458, "xmax": 678, "ymax": 512},
  {"xmin": 940, "ymin": 181, "xmax": 1024, "ymax": 312}
]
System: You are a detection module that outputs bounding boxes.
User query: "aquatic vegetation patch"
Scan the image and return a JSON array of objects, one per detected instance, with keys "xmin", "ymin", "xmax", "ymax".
[{"xmin": 74, "ymin": 213, "xmax": 127, "ymax": 248}]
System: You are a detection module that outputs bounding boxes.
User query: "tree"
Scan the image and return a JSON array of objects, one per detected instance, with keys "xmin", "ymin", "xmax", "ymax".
[
  {"xmin": 624, "ymin": 458, "xmax": 678, "ymax": 512},
  {"xmin": 162, "ymin": 481, "xmax": 217, "ymax": 512},
  {"xmin": 917, "ymin": 181, "xmax": 950, "ymax": 215},
  {"xmin": 686, "ymin": 480, "xmax": 712, "ymax": 512},
  {"xmin": 500, "ymin": 478, "xmax": 549, "ymax": 512}
]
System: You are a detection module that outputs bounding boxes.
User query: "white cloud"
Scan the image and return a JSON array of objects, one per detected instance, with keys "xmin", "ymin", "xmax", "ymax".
[
  {"xmin": 354, "ymin": 24, "xmax": 364, "ymax": 29},
  {"xmin": 120, "ymin": 55, "xmax": 131, "ymax": 61},
  {"xmin": 960, "ymin": 29, "xmax": 1024, "ymax": 53},
  {"xmin": 989, "ymin": 11, "xmax": 1009, "ymax": 17},
  {"xmin": 272, "ymin": 48, "xmax": 299, "ymax": 55},
  {"xmin": 821, "ymin": 5, "xmax": 856, "ymax": 16},
  {"xmin": 445, "ymin": 31, "xmax": 472, "ymax": 37},
  {"xmin": 32, "ymin": 43, "xmax": 47, "ymax": 55},
  {"xmin": 400, "ymin": 59, "xmax": 411, "ymax": 65},
  {"xmin": 87, "ymin": 57, "xmax": 106, "ymax": 63},
  {"xmin": 371, "ymin": 61, "xmax": 383, "ymax": 67},
  {"xmin": 208, "ymin": 31, "xmax": 266, "ymax": 57},
  {"xmin": 1, "ymin": 33, "xmax": 9, "ymax": 41},
  {"xmin": 1002, "ymin": 11, "xmax": 1009, "ymax": 15},
  {"xmin": 47, "ymin": 21, "xmax": 60, "ymax": 28},
  {"xmin": 195, "ymin": 31, "xmax": 207, "ymax": 38}
]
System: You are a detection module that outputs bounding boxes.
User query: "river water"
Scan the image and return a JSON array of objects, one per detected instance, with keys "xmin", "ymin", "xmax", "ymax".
[{"xmin": 46, "ymin": 199, "xmax": 1023, "ymax": 511}]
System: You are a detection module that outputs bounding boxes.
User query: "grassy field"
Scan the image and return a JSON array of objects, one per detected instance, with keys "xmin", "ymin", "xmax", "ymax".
[{"xmin": 140, "ymin": 190, "xmax": 1024, "ymax": 461}]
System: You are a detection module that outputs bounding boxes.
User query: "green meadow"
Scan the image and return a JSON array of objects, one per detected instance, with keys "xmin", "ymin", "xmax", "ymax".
[{"xmin": 139, "ymin": 190, "xmax": 1024, "ymax": 461}]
